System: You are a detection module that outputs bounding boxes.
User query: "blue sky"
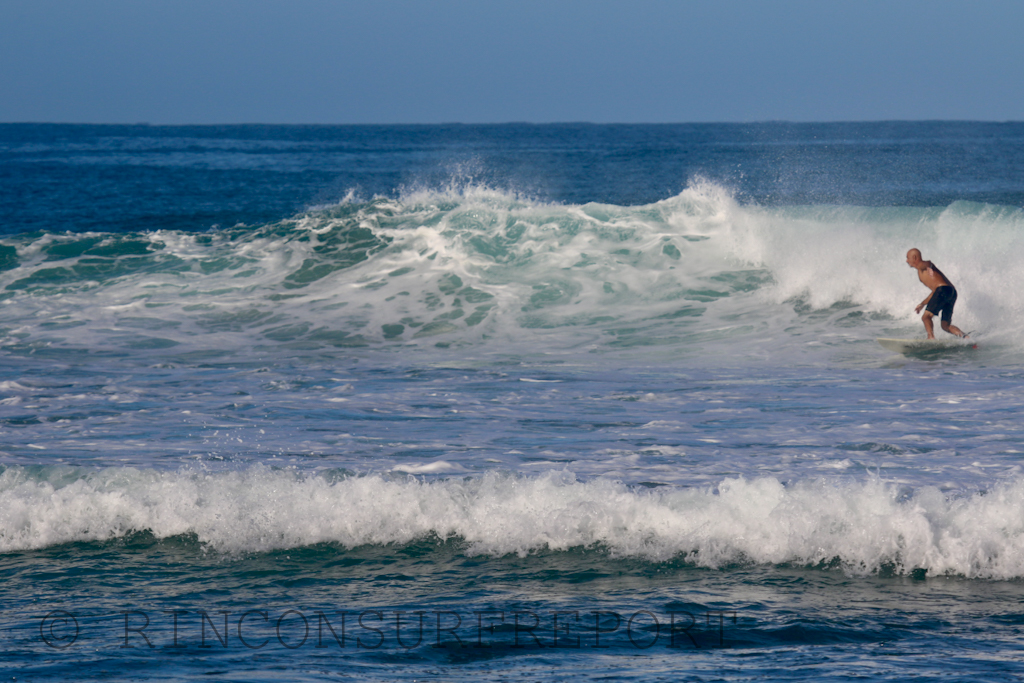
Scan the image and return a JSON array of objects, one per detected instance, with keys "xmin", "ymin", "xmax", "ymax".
[{"xmin": 2, "ymin": 0, "xmax": 1022, "ymax": 124}]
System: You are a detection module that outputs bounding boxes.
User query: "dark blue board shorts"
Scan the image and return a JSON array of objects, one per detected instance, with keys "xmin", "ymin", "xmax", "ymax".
[{"xmin": 925, "ymin": 285, "xmax": 957, "ymax": 322}]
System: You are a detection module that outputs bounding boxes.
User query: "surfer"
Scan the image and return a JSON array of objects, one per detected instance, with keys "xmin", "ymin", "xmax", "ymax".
[{"xmin": 906, "ymin": 248, "xmax": 968, "ymax": 339}]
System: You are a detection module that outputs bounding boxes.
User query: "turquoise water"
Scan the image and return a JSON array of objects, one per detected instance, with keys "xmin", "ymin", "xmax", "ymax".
[{"xmin": 3, "ymin": 123, "xmax": 1024, "ymax": 681}]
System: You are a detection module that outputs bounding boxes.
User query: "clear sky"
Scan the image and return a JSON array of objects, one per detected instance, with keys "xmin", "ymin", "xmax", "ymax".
[{"xmin": 2, "ymin": 0, "xmax": 1022, "ymax": 124}]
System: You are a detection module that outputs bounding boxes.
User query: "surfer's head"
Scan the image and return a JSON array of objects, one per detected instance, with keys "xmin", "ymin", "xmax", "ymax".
[{"xmin": 906, "ymin": 248, "xmax": 922, "ymax": 267}]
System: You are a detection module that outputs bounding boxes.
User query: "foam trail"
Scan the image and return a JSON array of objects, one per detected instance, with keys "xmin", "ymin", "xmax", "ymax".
[{"xmin": 3, "ymin": 465, "xmax": 1024, "ymax": 578}]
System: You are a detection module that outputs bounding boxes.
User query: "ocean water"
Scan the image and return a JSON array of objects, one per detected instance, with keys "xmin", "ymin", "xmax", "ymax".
[{"xmin": 2, "ymin": 122, "xmax": 1024, "ymax": 681}]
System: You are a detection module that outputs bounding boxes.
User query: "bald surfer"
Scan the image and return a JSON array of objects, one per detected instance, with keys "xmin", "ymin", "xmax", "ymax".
[{"xmin": 906, "ymin": 248, "xmax": 968, "ymax": 339}]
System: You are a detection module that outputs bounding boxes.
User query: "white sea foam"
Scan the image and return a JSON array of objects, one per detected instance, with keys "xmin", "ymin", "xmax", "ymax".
[
  {"xmin": 3, "ymin": 465, "xmax": 1024, "ymax": 579},
  {"xmin": 391, "ymin": 460, "xmax": 467, "ymax": 474},
  {"xmin": 0, "ymin": 182, "xmax": 1022, "ymax": 361}
]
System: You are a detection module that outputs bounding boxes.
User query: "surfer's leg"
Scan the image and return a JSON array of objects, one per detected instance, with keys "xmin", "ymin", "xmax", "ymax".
[
  {"xmin": 937, "ymin": 291, "xmax": 962, "ymax": 337},
  {"xmin": 939, "ymin": 294, "xmax": 965, "ymax": 337},
  {"xmin": 940, "ymin": 320, "xmax": 967, "ymax": 338},
  {"xmin": 922, "ymin": 311, "xmax": 936, "ymax": 339}
]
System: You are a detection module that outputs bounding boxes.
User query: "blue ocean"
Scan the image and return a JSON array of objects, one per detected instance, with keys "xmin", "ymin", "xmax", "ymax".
[{"xmin": 3, "ymin": 122, "xmax": 1024, "ymax": 681}]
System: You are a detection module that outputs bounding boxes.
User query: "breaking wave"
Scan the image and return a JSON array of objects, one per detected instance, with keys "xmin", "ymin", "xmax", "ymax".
[
  {"xmin": 0, "ymin": 181, "xmax": 1022, "ymax": 361},
  {"xmin": 4, "ymin": 464, "xmax": 1024, "ymax": 579}
]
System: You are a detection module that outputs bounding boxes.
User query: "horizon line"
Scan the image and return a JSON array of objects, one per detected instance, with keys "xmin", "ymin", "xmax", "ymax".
[{"xmin": 2, "ymin": 119, "xmax": 1023, "ymax": 127}]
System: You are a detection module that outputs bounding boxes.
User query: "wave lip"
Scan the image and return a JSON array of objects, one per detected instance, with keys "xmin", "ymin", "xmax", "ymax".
[{"xmin": 3, "ymin": 465, "xmax": 1024, "ymax": 579}]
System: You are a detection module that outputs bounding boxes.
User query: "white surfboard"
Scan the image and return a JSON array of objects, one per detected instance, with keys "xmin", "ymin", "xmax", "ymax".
[{"xmin": 877, "ymin": 337, "xmax": 976, "ymax": 354}]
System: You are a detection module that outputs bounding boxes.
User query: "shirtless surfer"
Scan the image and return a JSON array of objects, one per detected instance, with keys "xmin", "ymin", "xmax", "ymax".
[{"xmin": 906, "ymin": 248, "xmax": 967, "ymax": 339}]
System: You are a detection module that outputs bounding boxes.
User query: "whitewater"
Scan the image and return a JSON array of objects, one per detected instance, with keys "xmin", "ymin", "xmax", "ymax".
[
  {"xmin": 2, "ymin": 181, "xmax": 1023, "ymax": 360},
  {"xmin": 8, "ymin": 466, "xmax": 1024, "ymax": 580}
]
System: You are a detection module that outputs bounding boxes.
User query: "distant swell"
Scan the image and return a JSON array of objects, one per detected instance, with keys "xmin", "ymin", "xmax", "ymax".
[{"xmin": 3, "ymin": 465, "xmax": 1024, "ymax": 578}]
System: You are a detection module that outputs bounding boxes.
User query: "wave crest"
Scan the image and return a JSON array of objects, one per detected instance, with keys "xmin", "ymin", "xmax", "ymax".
[{"xmin": 4, "ymin": 465, "xmax": 1024, "ymax": 578}]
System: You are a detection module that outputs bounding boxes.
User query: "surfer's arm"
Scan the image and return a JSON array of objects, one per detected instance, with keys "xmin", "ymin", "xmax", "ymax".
[{"xmin": 915, "ymin": 291, "xmax": 933, "ymax": 314}]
